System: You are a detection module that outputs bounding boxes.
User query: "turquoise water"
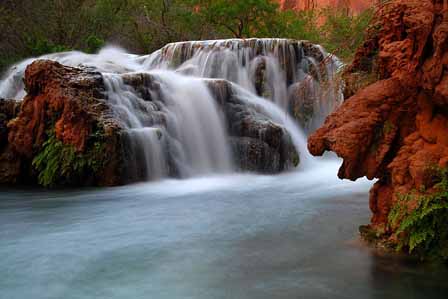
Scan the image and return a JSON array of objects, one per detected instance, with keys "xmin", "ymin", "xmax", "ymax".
[{"xmin": 1, "ymin": 161, "xmax": 447, "ymax": 299}]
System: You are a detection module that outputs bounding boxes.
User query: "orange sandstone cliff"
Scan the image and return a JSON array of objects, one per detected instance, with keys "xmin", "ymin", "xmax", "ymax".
[
  {"xmin": 279, "ymin": 0, "xmax": 376, "ymax": 13},
  {"xmin": 308, "ymin": 0, "xmax": 448, "ymax": 236}
]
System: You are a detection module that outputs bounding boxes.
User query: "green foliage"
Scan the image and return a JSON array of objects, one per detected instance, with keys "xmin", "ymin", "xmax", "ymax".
[
  {"xmin": 319, "ymin": 7, "xmax": 374, "ymax": 61},
  {"xmin": 383, "ymin": 120, "xmax": 395, "ymax": 135},
  {"xmin": 32, "ymin": 130, "xmax": 105, "ymax": 187},
  {"xmin": 388, "ymin": 167, "xmax": 448, "ymax": 261},
  {"xmin": 25, "ymin": 37, "xmax": 71, "ymax": 56},
  {"xmin": 131, "ymin": 0, "xmax": 208, "ymax": 52},
  {"xmin": 192, "ymin": 0, "xmax": 279, "ymax": 38},
  {"xmin": 292, "ymin": 152, "xmax": 300, "ymax": 167},
  {"xmin": 85, "ymin": 36, "xmax": 105, "ymax": 54},
  {"xmin": 0, "ymin": 0, "xmax": 374, "ymax": 72}
]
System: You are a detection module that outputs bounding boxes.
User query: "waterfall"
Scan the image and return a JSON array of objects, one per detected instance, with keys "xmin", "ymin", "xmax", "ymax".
[
  {"xmin": 103, "ymin": 71, "xmax": 233, "ymax": 180},
  {"xmin": 102, "ymin": 74, "xmax": 168, "ymax": 180},
  {"xmin": 229, "ymin": 84, "xmax": 315, "ymax": 168},
  {"xmin": 142, "ymin": 38, "xmax": 343, "ymax": 131},
  {"xmin": 0, "ymin": 39, "xmax": 343, "ymax": 181}
]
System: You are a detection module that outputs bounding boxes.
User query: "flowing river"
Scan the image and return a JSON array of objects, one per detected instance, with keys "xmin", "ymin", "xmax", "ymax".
[{"xmin": 1, "ymin": 160, "xmax": 447, "ymax": 299}]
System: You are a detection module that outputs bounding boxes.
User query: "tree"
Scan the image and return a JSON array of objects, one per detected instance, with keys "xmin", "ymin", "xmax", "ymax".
[
  {"xmin": 192, "ymin": 0, "xmax": 279, "ymax": 38},
  {"xmin": 319, "ymin": 6, "xmax": 373, "ymax": 60},
  {"xmin": 0, "ymin": 0, "xmax": 374, "ymax": 72}
]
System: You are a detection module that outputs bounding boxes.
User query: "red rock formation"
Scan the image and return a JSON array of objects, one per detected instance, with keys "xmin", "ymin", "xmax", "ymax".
[
  {"xmin": 9, "ymin": 60, "xmax": 104, "ymax": 155},
  {"xmin": 4, "ymin": 60, "xmax": 124, "ymax": 186},
  {"xmin": 308, "ymin": 0, "xmax": 448, "ymax": 234},
  {"xmin": 0, "ymin": 99, "xmax": 21, "ymax": 183},
  {"xmin": 0, "ymin": 57, "xmax": 304, "ymax": 186},
  {"xmin": 279, "ymin": 0, "xmax": 376, "ymax": 13}
]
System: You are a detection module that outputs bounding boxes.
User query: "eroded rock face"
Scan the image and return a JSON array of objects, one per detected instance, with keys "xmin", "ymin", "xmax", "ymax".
[
  {"xmin": 308, "ymin": 0, "xmax": 448, "ymax": 233},
  {"xmin": 0, "ymin": 99, "xmax": 20, "ymax": 148},
  {"xmin": 2, "ymin": 60, "xmax": 125, "ymax": 186},
  {"xmin": 0, "ymin": 99, "xmax": 22, "ymax": 183},
  {"xmin": 279, "ymin": 0, "xmax": 374, "ymax": 13}
]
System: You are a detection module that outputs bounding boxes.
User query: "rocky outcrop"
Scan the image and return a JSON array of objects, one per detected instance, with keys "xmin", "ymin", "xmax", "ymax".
[
  {"xmin": 0, "ymin": 99, "xmax": 20, "ymax": 148},
  {"xmin": 308, "ymin": 0, "xmax": 448, "ymax": 238},
  {"xmin": 207, "ymin": 79, "xmax": 299, "ymax": 172},
  {"xmin": 0, "ymin": 99, "xmax": 22, "ymax": 183},
  {"xmin": 2, "ymin": 60, "xmax": 125, "ymax": 186},
  {"xmin": 0, "ymin": 59, "xmax": 300, "ymax": 186},
  {"xmin": 121, "ymin": 74, "xmax": 300, "ymax": 174}
]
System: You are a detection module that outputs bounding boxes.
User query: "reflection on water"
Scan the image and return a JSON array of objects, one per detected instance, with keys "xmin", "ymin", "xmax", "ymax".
[{"xmin": 0, "ymin": 161, "xmax": 447, "ymax": 299}]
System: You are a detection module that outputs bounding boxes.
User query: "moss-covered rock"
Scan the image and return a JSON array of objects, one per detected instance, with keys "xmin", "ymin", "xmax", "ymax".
[{"xmin": 2, "ymin": 60, "xmax": 125, "ymax": 187}]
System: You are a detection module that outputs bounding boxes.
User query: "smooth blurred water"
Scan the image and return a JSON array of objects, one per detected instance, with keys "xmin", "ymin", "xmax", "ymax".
[{"xmin": 1, "ymin": 160, "xmax": 447, "ymax": 299}]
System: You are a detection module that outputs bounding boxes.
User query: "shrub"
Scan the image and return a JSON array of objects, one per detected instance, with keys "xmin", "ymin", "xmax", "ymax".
[
  {"xmin": 388, "ymin": 167, "xmax": 448, "ymax": 261},
  {"xmin": 319, "ymin": 7, "xmax": 374, "ymax": 62},
  {"xmin": 32, "ymin": 130, "xmax": 105, "ymax": 187},
  {"xmin": 85, "ymin": 35, "xmax": 105, "ymax": 54},
  {"xmin": 25, "ymin": 37, "xmax": 71, "ymax": 56}
]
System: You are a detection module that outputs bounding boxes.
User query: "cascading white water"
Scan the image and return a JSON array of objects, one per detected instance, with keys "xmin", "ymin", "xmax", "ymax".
[
  {"xmin": 150, "ymin": 71, "xmax": 233, "ymax": 176},
  {"xmin": 143, "ymin": 38, "xmax": 343, "ymax": 130},
  {"xmin": 103, "ymin": 74, "xmax": 168, "ymax": 180},
  {"xmin": 0, "ymin": 39, "xmax": 343, "ymax": 181},
  {"xmin": 103, "ymin": 71, "xmax": 233, "ymax": 179},
  {"xmin": 229, "ymin": 84, "xmax": 315, "ymax": 168}
]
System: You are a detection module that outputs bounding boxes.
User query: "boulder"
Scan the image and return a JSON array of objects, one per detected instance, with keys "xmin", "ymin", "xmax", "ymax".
[{"xmin": 3, "ymin": 60, "xmax": 125, "ymax": 186}]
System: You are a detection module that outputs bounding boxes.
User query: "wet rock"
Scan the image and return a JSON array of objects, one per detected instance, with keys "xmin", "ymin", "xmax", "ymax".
[
  {"xmin": 122, "ymin": 75, "xmax": 300, "ymax": 174},
  {"xmin": 288, "ymin": 81, "xmax": 316, "ymax": 129},
  {"xmin": 0, "ymin": 99, "xmax": 20, "ymax": 148},
  {"xmin": 155, "ymin": 38, "xmax": 341, "ymax": 127},
  {"xmin": 230, "ymin": 137, "xmax": 281, "ymax": 173},
  {"xmin": 207, "ymin": 79, "xmax": 300, "ymax": 173},
  {"xmin": 4, "ymin": 60, "xmax": 125, "ymax": 186},
  {"xmin": 0, "ymin": 99, "xmax": 22, "ymax": 184}
]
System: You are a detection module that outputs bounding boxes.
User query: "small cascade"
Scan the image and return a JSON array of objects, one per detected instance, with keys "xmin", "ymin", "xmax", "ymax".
[
  {"xmin": 125, "ymin": 128, "xmax": 167, "ymax": 180},
  {"xmin": 229, "ymin": 84, "xmax": 315, "ymax": 168},
  {"xmin": 102, "ymin": 74, "xmax": 168, "ymax": 180},
  {"xmin": 143, "ymin": 39, "xmax": 343, "ymax": 131},
  {"xmin": 153, "ymin": 72, "xmax": 233, "ymax": 175},
  {"xmin": 0, "ymin": 47, "xmax": 144, "ymax": 100},
  {"xmin": 0, "ymin": 39, "xmax": 344, "ymax": 182},
  {"xmin": 103, "ymin": 72, "xmax": 233, "ymax": 180}
]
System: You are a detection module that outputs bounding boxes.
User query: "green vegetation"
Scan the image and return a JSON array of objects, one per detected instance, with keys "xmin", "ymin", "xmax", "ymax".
[
  {"xmin": 319, "ymin": 7, "xmax": 373, "ymax": 60},
  {"xmin": 32, "ymin": 130, "xmax": 105, "ymax": 187},
  {"xmin": 193, "ymin": 0, "xmax": 279, "ymax": 38},
  {"xmin": 292, "ymin": 152, "xmax": 300, "ymax": 168},
  {"xmin": 388, "ymin": 167, "xmax": 448, "ymax": 261},
  {"xmin": 0, "ymin": 0, "xmax": 374, "ymax": 72},
  {"xmin": 383, "ymin": 120, "xmax": 395, "ymax": 135}
]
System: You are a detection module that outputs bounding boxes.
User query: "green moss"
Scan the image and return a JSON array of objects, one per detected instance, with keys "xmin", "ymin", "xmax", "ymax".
[
  {"xmin": 32, "ymin": 130, "xmax": 106, "ymax": 187},
  {"xmin": 369, "ymin": 120, "xmax": 395, "ymax": 154},
  {"xmin": 369, "ymin": 126, "xmax": 382, "ymax": 154},
  {"xmin": 360, "ymin": 224, "xmax": 389, "ymax": 244},
  {"xmin": 383, "ymin": 120, "xmax": 395, "ymax": 135},
  {"xmin": 292, "ymin": 152, "xmax": 300, "ymax": 167},
  {"xmin": 388, "ymin": 167, "xmax": 448, "ymax": 261}
]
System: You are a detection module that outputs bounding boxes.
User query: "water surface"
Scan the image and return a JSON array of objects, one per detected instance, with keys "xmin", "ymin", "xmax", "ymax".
[{"xmin": 1, "ymin": 161, "xmax": 447, "ymax": 299}]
